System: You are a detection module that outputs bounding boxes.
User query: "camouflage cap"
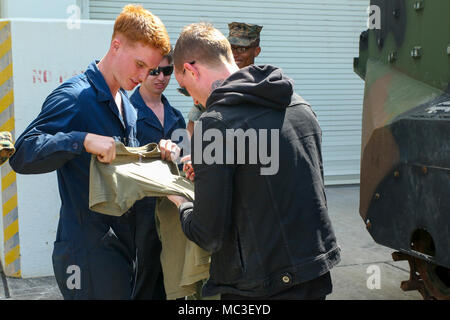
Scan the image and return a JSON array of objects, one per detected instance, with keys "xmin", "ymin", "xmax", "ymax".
[
  {"xmin": 227, "ymin": 22, "xmax": 263, "ymax": 47},
  {"xmin": 0, "ymin": 131, "xmax": 14, "ymax": 165}
]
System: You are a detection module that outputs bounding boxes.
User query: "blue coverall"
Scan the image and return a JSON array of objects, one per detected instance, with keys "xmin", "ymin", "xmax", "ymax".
[
  {"xmin": 10, "ymin": 61, "xmax": 140, "ymax": 299},
  {"xmin": 129, "ymin": 89, "xmax": 186, "ymax": 299}
]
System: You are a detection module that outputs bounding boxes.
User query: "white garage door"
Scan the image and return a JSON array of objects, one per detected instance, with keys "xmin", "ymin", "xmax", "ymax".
[{"xmin": 88, "ymin": 0, "xmax": 368, "ymax": 185}]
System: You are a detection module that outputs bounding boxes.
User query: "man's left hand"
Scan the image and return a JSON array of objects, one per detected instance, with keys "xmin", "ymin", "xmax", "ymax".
[{"xmin": 167, "ymin": 194, "xmax": 189, "ymax": 208}]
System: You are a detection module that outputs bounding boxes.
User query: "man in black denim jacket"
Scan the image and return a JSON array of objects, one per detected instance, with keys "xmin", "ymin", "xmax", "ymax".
[{"xmin": 165, "ymin": 22, "xmax": 341, "ymax": 300}]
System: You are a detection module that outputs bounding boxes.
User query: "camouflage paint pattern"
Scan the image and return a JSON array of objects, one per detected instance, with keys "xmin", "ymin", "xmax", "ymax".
[{"xmin": 227, "ymin": 22, "xmax": 262, "ymax": 47}]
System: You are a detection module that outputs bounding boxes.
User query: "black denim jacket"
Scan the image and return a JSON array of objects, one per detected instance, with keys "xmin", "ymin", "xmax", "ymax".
[{"xmin": 179, "ymin": 65, "xmax": 341, "ymax": 298}]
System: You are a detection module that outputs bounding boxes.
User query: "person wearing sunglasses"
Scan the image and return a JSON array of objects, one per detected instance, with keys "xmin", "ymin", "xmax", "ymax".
[
  {"xmin": 129, "ymin": 49, "xmax": 186, "ymax": 300},
  {"xmin": 185, "ymin": 22, "xmax": 263, "ymax": 138},
  {"xmin": 130, "ymin": 50, "xmax": 185, "ymax": 146}
]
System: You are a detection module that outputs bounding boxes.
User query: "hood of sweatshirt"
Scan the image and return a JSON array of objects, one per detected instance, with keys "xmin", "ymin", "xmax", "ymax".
[{"xmin": 206, "ymin": 64, "xmax": 295, "ymax": 111}]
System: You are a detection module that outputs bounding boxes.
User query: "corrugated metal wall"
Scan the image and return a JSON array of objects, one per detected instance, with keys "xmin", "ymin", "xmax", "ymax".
[{"xmin": 88, "ymin": 0, "xmax": 369, "ymax": 184}]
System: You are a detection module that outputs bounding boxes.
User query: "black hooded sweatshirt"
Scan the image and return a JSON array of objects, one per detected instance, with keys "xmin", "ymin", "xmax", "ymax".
[{"xmin": 179, "ymin": 65, "xmax": 341, "ymax": 298}]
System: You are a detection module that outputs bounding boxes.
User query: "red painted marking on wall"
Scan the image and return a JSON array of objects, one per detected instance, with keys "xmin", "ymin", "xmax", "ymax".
[
  {"xmin": 32, "ymin": 69, "xmax": 84, "ymax": 85},
  {"xmin": 43, "ymin": 70, "xmax": 52, "ymax": 83},
  {"xmin": 32, "ymin": 69, "xmax": 41, "ymax": 84}
]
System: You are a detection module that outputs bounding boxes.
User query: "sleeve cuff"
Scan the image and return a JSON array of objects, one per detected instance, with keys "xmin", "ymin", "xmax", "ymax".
[
  {"xmin": 179, "ymin": 201, "xmax": 194, "ymax": 212},
  {"xmin": 179, "ymin": 201, "xmax": 194, "ymax": 219},
  {"xmin": 69, "ymin": 131, "xmax": 88, "ymax": 154}
]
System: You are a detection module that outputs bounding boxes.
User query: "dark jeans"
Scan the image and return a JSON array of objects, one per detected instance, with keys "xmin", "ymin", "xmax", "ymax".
[{"xmin": 132, "ymin": 198, "xmax": 166, "ymax": 300}]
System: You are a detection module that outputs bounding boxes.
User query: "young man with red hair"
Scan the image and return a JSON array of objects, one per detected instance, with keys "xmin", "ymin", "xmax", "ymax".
[{"xmin": 10, "ymin": 5, "xmax": 170, "ymax": 299}]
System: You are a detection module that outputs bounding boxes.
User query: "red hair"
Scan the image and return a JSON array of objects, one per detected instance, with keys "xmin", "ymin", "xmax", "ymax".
[{"xmin": 112, "ymin": 4, "xmax": 170, "ymax": 55}]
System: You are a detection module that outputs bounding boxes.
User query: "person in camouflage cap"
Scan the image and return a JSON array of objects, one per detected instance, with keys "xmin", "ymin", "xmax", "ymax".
[
  {"xmin": 185, "ymin": 22, "xmax": 263, "ymax": 137},
  {"xmin": 228, "ymin": 22, "xmax": 262, "ymax": 69},
  {"xmin": 0, "ymin": 131, "xmax": 15, "ymax": 165}
]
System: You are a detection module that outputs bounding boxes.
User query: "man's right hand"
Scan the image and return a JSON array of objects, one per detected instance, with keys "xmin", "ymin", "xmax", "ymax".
[
  {"xmin": 181, "ymin": 155, "xmax": 195, "ymax": 181},
  {"xmin": 83, "ymin": 133, "xmax": 116, "ymax": 163}
]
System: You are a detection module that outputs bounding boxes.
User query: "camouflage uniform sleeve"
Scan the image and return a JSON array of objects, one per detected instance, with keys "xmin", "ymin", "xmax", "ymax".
[{"xmin": 0, "ymin": 131, "xmax": 15, "ymax": 165}]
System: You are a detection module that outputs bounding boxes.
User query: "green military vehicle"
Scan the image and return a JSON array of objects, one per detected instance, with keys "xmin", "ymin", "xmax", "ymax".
[{"xmin": 354, "ymin": 0, "xmax": 449, "ymax": 299}]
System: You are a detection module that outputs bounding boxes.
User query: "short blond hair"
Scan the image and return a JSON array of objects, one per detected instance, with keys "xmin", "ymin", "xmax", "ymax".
[
  {"xmin": 113, "ymin": 4, "xmax": 171, "ymax": 55},
  {"xmin": 173, "ymin": 22, "xmax": 234, "ymax": 71}
]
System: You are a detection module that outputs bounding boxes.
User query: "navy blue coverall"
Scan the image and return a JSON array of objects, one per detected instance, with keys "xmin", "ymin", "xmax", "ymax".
[
  {"xmin": 10, "ymin": 61, "xmax": 140, "ymax": 299},
  {"xmin": 129, "ymin": 89, "xmax": 186, "ymax": 299}
]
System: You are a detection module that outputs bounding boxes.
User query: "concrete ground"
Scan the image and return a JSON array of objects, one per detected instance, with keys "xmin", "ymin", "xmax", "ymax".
[{"xmin": 0, "ymin": 185, "xmax": 422, "ymax": 300}]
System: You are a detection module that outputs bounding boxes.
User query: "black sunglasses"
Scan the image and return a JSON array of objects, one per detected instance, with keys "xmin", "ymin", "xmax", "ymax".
[
  {"xmin": 231, "ymin": 46, "xmax": 255, "ymax": 54},
  {"xmin": 176, "ymin": 87, "xmax": 190, "ymax": 97},
  {"xmin": 149, "ymin": 65, "xmax": 174, "ymax": 76}
]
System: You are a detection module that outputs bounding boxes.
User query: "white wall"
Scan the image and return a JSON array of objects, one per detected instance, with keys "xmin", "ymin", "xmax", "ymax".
[
  {"xmin": 4, "ymin": 19, "xmax": 113, "ymax": 277},
  {"xmin": 0, "ymin": 0, "xmax": 79, "ymax": 19}
]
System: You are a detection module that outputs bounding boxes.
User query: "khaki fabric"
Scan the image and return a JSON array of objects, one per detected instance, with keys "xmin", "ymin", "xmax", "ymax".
[
  {"xmin": 89, "ymin": 142, "xmax": 194, "ymax": 215},
  {"xmin": 89, "ymin": 142, "xmax": 211, "ymax": 299},
  {"xmin": 156, "ymin": 197, "xmax": 211, "ymax": 299}
]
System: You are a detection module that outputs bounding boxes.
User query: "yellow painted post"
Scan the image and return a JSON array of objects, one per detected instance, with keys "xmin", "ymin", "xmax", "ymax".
[{"xmin": 0, "ymin": 20, "xmax": 21, "ymax": 278}]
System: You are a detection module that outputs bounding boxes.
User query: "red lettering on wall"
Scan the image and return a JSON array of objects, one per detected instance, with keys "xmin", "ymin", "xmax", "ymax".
[
  {"xmin": 43, "ymin": 70, "xmax": 52, "ymax": 83},
  {"xmin": 33, "ymin": 69, "xmax": 85, "ymax": 85}
]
